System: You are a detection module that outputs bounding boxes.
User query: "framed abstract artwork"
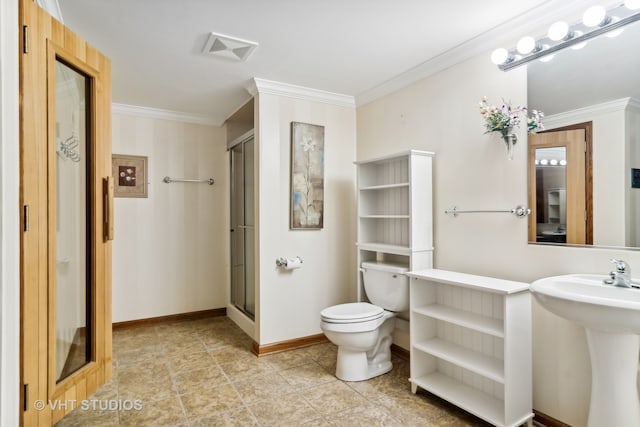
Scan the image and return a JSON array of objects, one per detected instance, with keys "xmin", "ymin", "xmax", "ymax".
[
  {"xmin": 290, "ymin": 122, "xmax": 324, "ymax": 229},
  {"xmin": 111, "ymin": 154, "xmax": 148, "ymax": 198}
]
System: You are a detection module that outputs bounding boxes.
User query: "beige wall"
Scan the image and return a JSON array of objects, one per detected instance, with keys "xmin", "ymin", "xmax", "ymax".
[
  {"xmin": 255, "ymin": 92, "xmax": 357, "ymax": 345},
  {"xmin": 356, "ymin": 52, "xmax": 640, "ymax": 427},
  {"xmin": 111, "ymin": 113, "xmax": 227, "ymax": 322}
]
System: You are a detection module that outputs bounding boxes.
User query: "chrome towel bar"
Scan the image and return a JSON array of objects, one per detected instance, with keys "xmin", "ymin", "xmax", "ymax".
[
  {"xmin": 445, "ymin": 205, "xmax": 530, "ymax": 218},
  {"xmin": 163, "ymin": 176, "xmax": 214, "ymax": 185}
]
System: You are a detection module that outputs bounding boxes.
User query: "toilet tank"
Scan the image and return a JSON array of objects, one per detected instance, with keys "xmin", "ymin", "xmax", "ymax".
[{"xmin": 361, "ymin": 261, "xmax": 410, "ymax": 312}]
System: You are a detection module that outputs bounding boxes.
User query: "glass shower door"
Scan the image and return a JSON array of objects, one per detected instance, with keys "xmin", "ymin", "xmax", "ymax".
[{"xmin": 230, "ymin": 136, "xmax": 255, "ymax": 318}]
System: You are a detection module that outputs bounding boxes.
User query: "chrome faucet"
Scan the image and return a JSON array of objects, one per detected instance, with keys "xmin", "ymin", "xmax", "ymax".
[{"xmin": 605, "ymin": 259, "xmax": 632, "ymax": 288}]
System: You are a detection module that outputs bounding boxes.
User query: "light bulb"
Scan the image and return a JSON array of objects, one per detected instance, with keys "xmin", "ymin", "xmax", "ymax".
[
  {"xmin": 540, "ymin": 159, "xmax": 549, "ymax": 165},
  {"xmin": 625, "ymin": 0, "xmax": 640, "ymax": 10},
  {"xmin": 550, "ymin": 159, "xmax": 559, "ymax": 166},
  {"xmin": 491, "ymin": 48, "xmax": 509, "ymax": 65},
  {"xmin": 535, "ymin": 159, "xmax": 540, "ymax": 165},
  {"xmin": 559, "ymin": 159, "xmax": 567, "ymax": 166},
  {"xmin": 548, "ymin": 21, "xmax": 569, "ymax": 41},
  {"xmin": 516, "ymin": 36, "xmax": 537, "ymax": 54},
  {"xmin": 583, "ymin": 5, "xmax": 607, "ymax": 27}
]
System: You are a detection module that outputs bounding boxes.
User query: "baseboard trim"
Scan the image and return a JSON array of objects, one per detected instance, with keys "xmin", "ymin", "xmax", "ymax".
[
  {"xmin": 391, "ymin": 344, "xmax": 410, "ymax": 361},
  {"xmin": 112, "ymin": 308, "xmax": 227, "ymax": 330},
  {"xmin": 252, "ymin": 333, "xmax": 329, "ymax": 356},
  {"xmin": 533, "ymin": 410, "xmax": 571, "ymax": 427}
]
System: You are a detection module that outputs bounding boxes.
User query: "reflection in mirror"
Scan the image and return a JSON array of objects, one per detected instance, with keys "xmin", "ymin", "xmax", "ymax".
[
  {"xmin": 528, "ymin": 19, "xmax": 640, "ymax": 249},
  {"xmin": 55, "ymin": 59, "xmax": 91, "ymax": 382},
  {"xmin": 535, "ymin": 147, "xmax": 567, "ymax": 244},
  {"xmin": 529, "ymin": 128, "xmax": 588, "ymax": 245}
]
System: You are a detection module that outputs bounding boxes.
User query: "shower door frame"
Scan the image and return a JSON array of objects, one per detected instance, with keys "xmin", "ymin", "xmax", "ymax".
[{"xmin": 229, "ymin": 130, "xmax": 255, "ymax": 320}]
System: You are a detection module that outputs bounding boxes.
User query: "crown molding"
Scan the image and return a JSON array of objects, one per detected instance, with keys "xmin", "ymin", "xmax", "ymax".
[
  {"xmin": 111, "ymin": 103, "xmax": 220, "ymax": 126},
  {"xmin": 355, "ymin": 0, "xmax": 606, "ymax": 106},
  {"xmin": 543, "ymin": 98, "xmax": 637, "ymax": 129},
  {"xmin": 247, "ymin": 78, "xmax": 355, "ymax": 109},
  {"xmin": 628, "ymin": 97, "xmax": 640, "ymax": 114}
]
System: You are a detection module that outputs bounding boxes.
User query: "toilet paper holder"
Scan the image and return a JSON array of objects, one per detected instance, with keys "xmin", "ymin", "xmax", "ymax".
[{"xmin": 275, "ymin": 256, "xmax": 303, "ymax": 268}]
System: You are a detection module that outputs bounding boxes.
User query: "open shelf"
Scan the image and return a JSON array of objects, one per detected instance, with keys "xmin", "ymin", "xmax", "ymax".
[
  {"xmin": 413, "ymin": 304, "xmax": 504, "ymax": 338},
  {"xmin": 413, "ymin": 338, "xmax": 504, "ymax": 383},
  {"xmin": 359, "ymin": 215, "xmax": 410, "ymax": 219},
  {"xmin": 356, "ymin": 242, "xmax": 411, "ymax": 256},
  {"xmin": 411, "ymin": 372, "xmax": 504, "ymax": 426},
  {"xmin": 359, "ymin": 182, "xmax": 409, "ymax": 191}
]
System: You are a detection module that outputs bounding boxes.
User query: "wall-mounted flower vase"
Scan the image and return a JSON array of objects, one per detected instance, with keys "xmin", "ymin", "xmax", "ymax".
[{"xmin": 479, "ymin": 97, "xmax": 543, "ymax": 160}]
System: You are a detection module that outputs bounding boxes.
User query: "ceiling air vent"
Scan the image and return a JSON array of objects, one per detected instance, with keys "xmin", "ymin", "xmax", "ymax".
[{"xmin": 202, "ymin": 32, "xmax": 258, "ymax": 62}]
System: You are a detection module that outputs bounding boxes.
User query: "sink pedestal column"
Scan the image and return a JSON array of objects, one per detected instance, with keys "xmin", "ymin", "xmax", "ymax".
[{"xmin": 585, "ymin": 329, "xmax": 640, "ymax": 427}]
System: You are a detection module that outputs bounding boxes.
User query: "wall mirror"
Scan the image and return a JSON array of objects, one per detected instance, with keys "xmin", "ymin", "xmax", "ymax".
[{"xmin": 527, "ymin": 19, "xmax": 640, "ymax": 249}]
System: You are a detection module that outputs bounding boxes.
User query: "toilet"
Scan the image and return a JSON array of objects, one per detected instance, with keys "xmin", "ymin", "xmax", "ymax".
[{"xmin": 320, "ymin": 261, "xmax": 409, "ymax": 381}]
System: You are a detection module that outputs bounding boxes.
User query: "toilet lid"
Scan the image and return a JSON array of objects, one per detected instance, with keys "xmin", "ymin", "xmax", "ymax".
[{"xmin": 320, "ymin": 302, "xmax": 384, "ymax": 323}]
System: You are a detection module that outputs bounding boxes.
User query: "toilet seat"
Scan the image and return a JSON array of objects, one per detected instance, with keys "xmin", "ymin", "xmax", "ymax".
[{"xmin": 320, "ymin": 302, "xmax": 384, "ymax": 324}]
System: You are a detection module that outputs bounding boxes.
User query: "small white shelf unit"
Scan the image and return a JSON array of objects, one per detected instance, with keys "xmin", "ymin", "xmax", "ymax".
[
  {"xmin": 546, "ymin": 188, "xmax": 566, "ymax": 224},
  {"xmin": 407, "ymin": 269, "xmax": 532, "ymax": 427},
  {"xmin": 355, "ymin": 150, "xmax": 434, "ymax": 301}
]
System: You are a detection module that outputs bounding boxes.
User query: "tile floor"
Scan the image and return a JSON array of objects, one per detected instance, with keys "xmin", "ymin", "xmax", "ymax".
[{"xmin": 55, "ymin": 315, "xmax": 499, "ymax": 426}]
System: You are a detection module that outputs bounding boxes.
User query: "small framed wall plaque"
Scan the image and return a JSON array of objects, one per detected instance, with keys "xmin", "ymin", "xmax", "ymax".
[{"xmin": 112, "ymin": 154, "xmax": 148, "ymax": 198}]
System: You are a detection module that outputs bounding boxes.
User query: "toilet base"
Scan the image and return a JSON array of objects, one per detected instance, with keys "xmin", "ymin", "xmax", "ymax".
[
  {"xmin": 322, "ymin": 311, "xmax": 396, "ymax": 382},
  {"xmin": 335, "ymin": 346, "xmax": 392, "ymax": 382}
]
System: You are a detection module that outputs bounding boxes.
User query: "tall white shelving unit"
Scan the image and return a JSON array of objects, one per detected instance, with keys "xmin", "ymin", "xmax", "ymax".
[
  {"xmin": 407, "ymin": 269, "xmax": 533, "ymax": 427},
  {"xmin": 355, "ymin": 150, "xmax": 434, "ymax": 301}
]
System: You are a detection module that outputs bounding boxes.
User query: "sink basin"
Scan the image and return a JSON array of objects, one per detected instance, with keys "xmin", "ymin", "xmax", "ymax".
[
  {"xmin": 530, "ymin": 274, "xmax": 640, "ymax": 333},
  {"xmin": 531, "ymin": 274, "xmax": 640, "ymax": 427}
]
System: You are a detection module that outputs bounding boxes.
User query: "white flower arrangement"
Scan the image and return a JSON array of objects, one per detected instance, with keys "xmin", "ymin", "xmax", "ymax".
[{"xmin": 479, "ymin": 96, "xmax": 544, "ymax": 136}]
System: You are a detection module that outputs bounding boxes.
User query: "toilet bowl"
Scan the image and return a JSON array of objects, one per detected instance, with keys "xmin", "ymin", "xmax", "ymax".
[{"xmin": 320, "ymin": 261, "xmax": 409, "ymax": 381}]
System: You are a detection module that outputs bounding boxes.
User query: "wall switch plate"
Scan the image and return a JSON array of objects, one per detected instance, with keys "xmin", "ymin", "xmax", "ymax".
[{"xmin": 632, "ymin": 169, "xmax": 640, "ymax": 188}]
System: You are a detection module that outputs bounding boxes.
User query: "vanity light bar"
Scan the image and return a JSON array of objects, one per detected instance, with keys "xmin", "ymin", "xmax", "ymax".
[
  {"xmin": 535, "ymin": 159, "xmax": 567, "ymax": 166},
  {"xmin": 495, "ymin": 3, "xmax": 640, "ymax": 71}
]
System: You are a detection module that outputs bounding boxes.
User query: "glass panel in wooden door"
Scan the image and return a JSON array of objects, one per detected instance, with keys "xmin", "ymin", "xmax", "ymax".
[{"xmin": 54, "ymin": 59, "xmax": 91, "ymax": 382}]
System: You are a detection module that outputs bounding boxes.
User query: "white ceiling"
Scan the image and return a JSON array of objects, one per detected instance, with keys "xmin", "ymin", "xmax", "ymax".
[{"xmin": 57, "ymin": 0, "xmax": 612, "ymax": 125}]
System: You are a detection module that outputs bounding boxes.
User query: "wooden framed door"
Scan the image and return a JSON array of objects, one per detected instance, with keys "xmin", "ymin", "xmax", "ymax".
[
  {"xmin": 528, "ymin": 126, "xmax": 591, "ymax": 245},
  {"xmin": 19, "ymin": 1, "xmax": 113, "ymax": 425}
]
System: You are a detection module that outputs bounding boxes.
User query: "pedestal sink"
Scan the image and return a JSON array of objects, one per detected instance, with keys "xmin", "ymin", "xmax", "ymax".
[{"xmin": 531, "ymin": 274, "xmax": 640, "ymax": 427}]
